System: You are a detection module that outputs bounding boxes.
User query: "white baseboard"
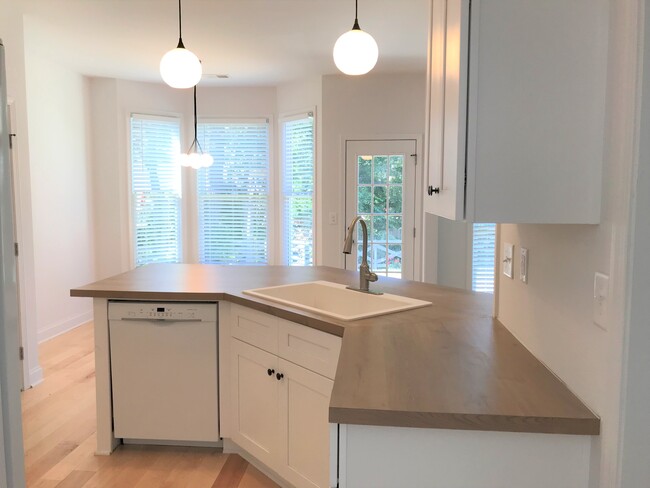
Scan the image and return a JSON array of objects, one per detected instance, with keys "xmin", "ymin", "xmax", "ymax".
[
  {"xmin": 28, "ymin": 366, "xmax": 43, "ymax": 388},
  {"xmin": 38, "ymin": 310, "xmax": 93, "ymax": 343}
]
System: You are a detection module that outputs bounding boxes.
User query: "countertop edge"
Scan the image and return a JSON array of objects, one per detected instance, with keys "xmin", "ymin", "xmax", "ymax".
[{"xmin": 329, "ymin": 407, "xmax": 601, "ymax": 435}]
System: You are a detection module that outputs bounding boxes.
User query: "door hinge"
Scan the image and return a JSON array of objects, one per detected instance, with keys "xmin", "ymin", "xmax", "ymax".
[
  {"xmin": 411, "ymin": 153, "xmax": 417, "ymax": 165},
  {"xmin": 19, "ymin": 347, "xmax": 24, "ymax": 361},
  {"xmin": 9, "ymin": 133, "xmax": 16, "ymax": 150},
  {"xmin": 413, "ymin": 227, "xmax": 416, "ymax": 238},
  {"xmin": 14, "ymin": 243, "xmax": 18, "ymax": 257}
]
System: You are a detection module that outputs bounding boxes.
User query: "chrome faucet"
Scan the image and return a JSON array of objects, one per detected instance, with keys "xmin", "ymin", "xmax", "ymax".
[{"xmin": 343, "ymin": 216, "xmax": 382, "ymax": 295}]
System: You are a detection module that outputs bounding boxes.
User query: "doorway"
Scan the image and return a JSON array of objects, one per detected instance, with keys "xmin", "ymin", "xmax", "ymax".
[{"xmin": 344, "ymin": 139, "xmax": 419, "ymax": 280}]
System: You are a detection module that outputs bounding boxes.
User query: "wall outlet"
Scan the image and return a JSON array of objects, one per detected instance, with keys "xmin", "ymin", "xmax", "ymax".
[
  {"xmin": 328, "ymin": 212, "xmax": 337, "ymax": 225},
  {"xmin": 520, "ymin": 248, "xmax": 529, "ymax": 284},
  {"xmin": 503, "ymin": 243, "xmax": 514, "ymax": 279},
  {"xmin": 593, "ymin": 272, "xmax": 609, "ymax": 330}
]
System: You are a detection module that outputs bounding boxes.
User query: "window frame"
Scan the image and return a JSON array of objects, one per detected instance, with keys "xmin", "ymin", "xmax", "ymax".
[
  {"xmin": 279, "ymin": 109, "xmax": 317, "ymax": 266},
  {"xmin": 193, "ymin": 116, "xmax": 275, "ymax": 265},
  {"xmin": 127, "ymin": 112, "xmax": 184, "ymax": 268}
]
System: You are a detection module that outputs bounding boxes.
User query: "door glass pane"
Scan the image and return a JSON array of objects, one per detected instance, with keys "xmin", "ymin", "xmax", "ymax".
[
  {"xmin": 356, "ymin": 154, "xmax": 405, "ymax": 278},
  {"xmin": 358, "ymin": 156, "xmax": 372, "ymax": 184}
]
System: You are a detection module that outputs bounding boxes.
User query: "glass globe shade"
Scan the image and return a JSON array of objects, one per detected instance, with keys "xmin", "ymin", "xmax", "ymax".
[
  {"xmin": 160, "ymin": 47, "xmax": 203, "ymax": 89},
  {"xmin": 178, "ymin": 153, "xmax": 190, "ymax": 167},
  {"xmin": 200, "ymin": 153, "xmax": 214, "ymax": 168},
  {"xmin": 188, "ymin": 152, "xmax": 203, "ymax": 169},
  {"xmin": 333, "ymin": 29, "xmax": 378, "ymax": 76}
]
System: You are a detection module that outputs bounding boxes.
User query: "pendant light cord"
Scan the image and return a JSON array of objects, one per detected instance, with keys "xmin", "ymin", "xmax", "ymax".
[
  {"xmin": 177, "ymin": 0, "xmax": 186, "ymax": 48},
  {"xmin": 352, "ymin": 0, "xmax": 360, "ymax": 30},
  {"xmin": 193, "ymin": 85, "xmax": 198, "ymax": 141}
]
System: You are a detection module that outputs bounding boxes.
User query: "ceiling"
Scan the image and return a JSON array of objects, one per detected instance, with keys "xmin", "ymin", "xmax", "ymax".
[{"xmin": 21, "ymin": 0, "xmax": 429, "ymax": 86}]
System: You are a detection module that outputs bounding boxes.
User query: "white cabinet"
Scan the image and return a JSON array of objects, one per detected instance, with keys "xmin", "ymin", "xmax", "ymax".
[
  {"xmin": 228, "ymin": 304, "xmax": 341, "ymax": 488},
  {"xmin": 279, "ymin": 359, "xmax": 333, "ymax": 488},
  {"xmin": 424, "ymin": 0, "xmax": 608, "ymax": 223},
  {"xmin": 230, "ymin": 339, "xmax": 280, "ymax": 468}
]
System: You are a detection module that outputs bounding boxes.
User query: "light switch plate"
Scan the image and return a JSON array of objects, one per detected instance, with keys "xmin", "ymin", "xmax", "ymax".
[
  {"xmin": 503, "ymin": 243, "xmax": 514, "ymax": 279},
  {"xmin": 520, "ymin": 248, "xmax": 529, "ymax": 283},
  {"xmin": 593, "ymin": 272, "xmax": 609, "ymax": 330}
]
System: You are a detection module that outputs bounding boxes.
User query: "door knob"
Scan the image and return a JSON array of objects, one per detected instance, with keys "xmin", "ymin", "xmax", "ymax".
[
  {"xmin": 276, "ymin": 373, "xmax": 284, "ymax": 381},
  {"xmin": 267, "ymin": 369, "xmax": 275, "ymax": 376}
]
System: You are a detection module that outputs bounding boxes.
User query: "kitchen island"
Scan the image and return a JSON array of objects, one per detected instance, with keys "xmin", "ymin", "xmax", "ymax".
[{"xmin": 71, "ymin": 264, "xmax": 599, "ymax": 488}]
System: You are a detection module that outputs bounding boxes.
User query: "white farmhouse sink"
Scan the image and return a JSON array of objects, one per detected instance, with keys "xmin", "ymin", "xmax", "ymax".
[{"xmin": 243, "ymin": 281, "xmax": 431, "ymax": 321}]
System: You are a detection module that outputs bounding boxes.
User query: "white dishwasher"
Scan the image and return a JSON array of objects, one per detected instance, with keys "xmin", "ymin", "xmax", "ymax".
[{"xmin": 108, "ymin": 301, "xmax": 219, "ymax": 443}]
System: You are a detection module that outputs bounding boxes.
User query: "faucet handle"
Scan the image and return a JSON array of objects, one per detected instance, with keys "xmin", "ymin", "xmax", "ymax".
[{"xmin": 367, "ymin": 272, "xmax": 378, "ymax": 283}]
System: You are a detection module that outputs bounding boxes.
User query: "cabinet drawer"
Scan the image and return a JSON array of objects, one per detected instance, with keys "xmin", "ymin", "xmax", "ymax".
[
  {"xmin": 231, "ymin": 304, "xmax": 278, "ymax": 354},
  {"xmin": 278, "ymin": 319, "xmax": 342, "ymax": 380}
]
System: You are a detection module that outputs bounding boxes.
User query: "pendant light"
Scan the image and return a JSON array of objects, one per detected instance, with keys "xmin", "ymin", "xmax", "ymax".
[
  {"xmin": 160, "ymin": 0, "xmax": 203, "ymax": 89},
  {"xmin": 179, "ymin": 86, "xmax": 213, "ymax": 169},
  {"xmin": 333, "ymin": 0, "xmax": 379, "ymax": 76}
]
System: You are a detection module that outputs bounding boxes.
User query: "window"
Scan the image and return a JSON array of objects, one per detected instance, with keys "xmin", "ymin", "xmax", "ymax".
[
  {"xmin": 281, "ymin": 113, "xmax": 315, "ymax": 266},
  {"xmin": 471, "ymin": 223, "xmax": 496, "ymax": 293},
  {"xmin": 197, "ymin": 120, "xmax": 270, "ymax": 264},
  {"xmin": 130, "ymin": 114, "xmax": 182, "ymax": 266}
]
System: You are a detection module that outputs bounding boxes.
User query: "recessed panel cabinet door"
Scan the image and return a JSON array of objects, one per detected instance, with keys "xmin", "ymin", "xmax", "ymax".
[
  {"xmin": 424, "ymin": 0, "xmax": 469, "ymax": 221},
  {"xmin": 230, "ymin": 338, "xmax": 280, "ymax": 468},
  {"xmin": 278, "ymin": 358, "xmax": 334, "ymax": 488}
]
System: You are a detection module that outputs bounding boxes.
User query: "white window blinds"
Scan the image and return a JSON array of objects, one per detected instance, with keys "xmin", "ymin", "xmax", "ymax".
[
  {"xmin": 471, "ymin": 223, "xmax": 496, "ymax": 293},
  {"xmin": 281, "ymin": 114, "xmax": 315, "ymax": 266},
  {"xmin": 130, "ymin": 115, "xmax": 182, "ymax": 266},
  {"xmin": 197, "ymin": 121, "xmax": 270, "ymax": 264}
]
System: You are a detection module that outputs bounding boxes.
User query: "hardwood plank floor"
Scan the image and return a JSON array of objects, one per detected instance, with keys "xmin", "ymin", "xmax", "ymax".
[{"xmin": 21, "ymin": 323, "xmax": 281, "ymax": 488}]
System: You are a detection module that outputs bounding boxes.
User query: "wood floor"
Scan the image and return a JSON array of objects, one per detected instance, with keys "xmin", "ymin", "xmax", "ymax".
[{"xmin": 21, "ymin": 323, "xmax": 281, "ymax": 488}]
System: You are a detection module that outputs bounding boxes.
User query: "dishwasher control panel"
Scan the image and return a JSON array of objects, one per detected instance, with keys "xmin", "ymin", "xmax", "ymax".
[{"xmin": 108, "ymin": 302, "xmax": 217, "ymax": 322}]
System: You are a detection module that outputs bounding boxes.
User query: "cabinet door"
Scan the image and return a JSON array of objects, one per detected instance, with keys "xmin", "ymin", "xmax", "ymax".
[
  {"xmin": 230, "ymin": 338, "xmax": 280, "ymax": 467},
  {"xmin": 278, "ymin": 358, "xmax": 334, "ymax": 488},
  {"xmin": 424, "ymin": 0, "xmax": 470, "ymax": 221}
]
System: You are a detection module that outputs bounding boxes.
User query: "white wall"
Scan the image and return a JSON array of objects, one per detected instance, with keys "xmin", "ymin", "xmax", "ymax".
[
  {"xmin": 89, "ymin": 79, "xmax": 277, "ymax": 277},
  {"xmin": 436, "ymin": 218, "xmax": 470, "ymax": 289},
  {"xmin": 320, "ymin": 72, "xmax": 427, "ymax": 269},
  {"xmin": 23, "ymin": 19, "xmax": 96, "ymax": 343},
  {"xmin": 495, "ymin": 0, "xmax": 642, "ymax": 486}
]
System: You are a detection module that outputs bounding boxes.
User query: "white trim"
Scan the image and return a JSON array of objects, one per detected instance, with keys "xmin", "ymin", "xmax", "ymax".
[
  {"xmin": 278, "ymin": 108, "xmax": 317, "ymax": 266},
  {"xmin": 127, "ymin": 112, "xmax": 184, "ymax": 268},
  {"xmin": 466, "ymin": 222, "xmax": 474, "ymax": 290},
  {"xmin": 342, "ymin": 134, "xmax": 425, "ymax": 281},
  {"xmin": 37, "ymin": 311, "xmax": 93, "ymax": 344},
  {"xmin": 6, "ymin": 99, "xmax": 41, "ymax": 389},
  {"xmin": 195, "ymin": 116, "xmax": 275, "ymax": 264},
  {"xmin": 198, "ymin": 116, "xmax": 270, "ymax": 125},
  {"xmin": 338, "ymin": 424, "xmax": 348, "ymax": 488}
]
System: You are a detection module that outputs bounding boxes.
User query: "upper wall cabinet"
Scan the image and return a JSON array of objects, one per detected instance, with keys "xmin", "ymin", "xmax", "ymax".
[{"xmin": 424, "ymin": 0, "xmax": 608, "ymax": 223}]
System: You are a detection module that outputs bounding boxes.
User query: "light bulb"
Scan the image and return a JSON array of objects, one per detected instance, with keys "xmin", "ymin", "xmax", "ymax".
[
  {"xmin": 200, "ymin": 153, "xmax": 214, "ymax": 168},
  {"xmin": 160, "ymin": 47, "xmax": 203, "ymax": 89},
  {"xmin": 178, "ymin": 153, "xmax": 190, "ymax": 167},
  {"xmin": 333, "ymin": 28, "xmax": 378, "ymax": 76},
  {"xmin": 188, "ymin": 152, "xmax": 202, "ymax": 169}
]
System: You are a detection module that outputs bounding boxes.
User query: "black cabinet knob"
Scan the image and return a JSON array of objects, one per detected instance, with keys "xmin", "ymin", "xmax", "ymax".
[
  {"xmin": 267, "ymin": 368, "xmax": 275, "ymax": 376},
  {"xmin": 428, "ymin": 186, "xmax": 440, "ymax": 196},
  {"xmin": 276, "ymin": 373, "xmax": 284, "ymax": 381}
]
